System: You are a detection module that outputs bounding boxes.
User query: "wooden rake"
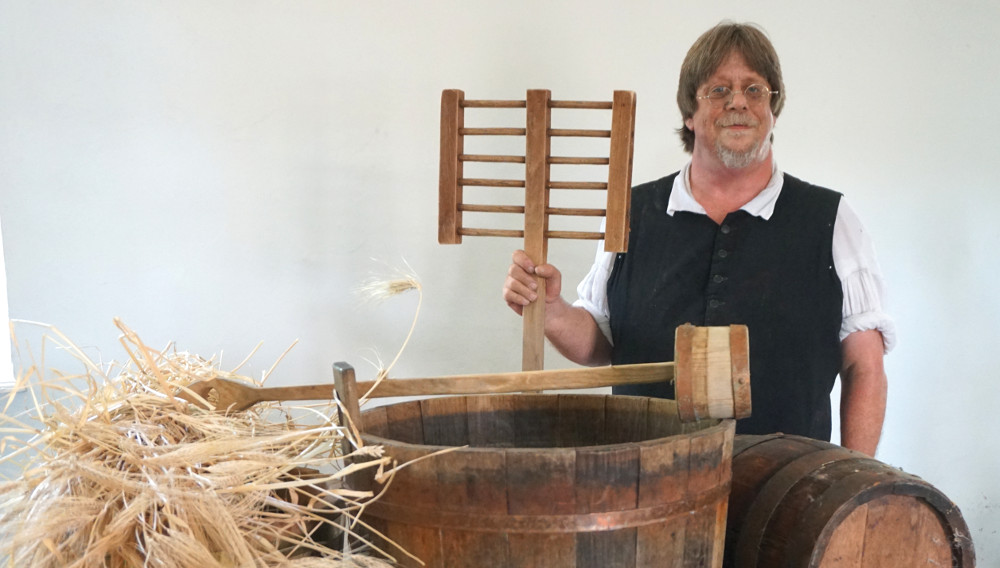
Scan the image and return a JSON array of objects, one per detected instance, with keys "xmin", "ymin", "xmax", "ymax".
[{"xmin": 438, "ymin": 89, "xmax": 637, "ymax": 371}]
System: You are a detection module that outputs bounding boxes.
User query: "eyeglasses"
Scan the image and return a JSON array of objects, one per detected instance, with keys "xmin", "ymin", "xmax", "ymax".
[{"xmin": 697, "ymin": 84, "xmax": 777, "ymax": 106}]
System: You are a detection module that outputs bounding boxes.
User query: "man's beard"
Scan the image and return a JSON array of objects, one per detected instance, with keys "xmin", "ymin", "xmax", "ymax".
[
  {"xmin": 714, "ymin": 113, "xmax": 770, "ymax": 168},
  {"xmin": 716, "ymin": 139, "xmax": 765, "ymax": 168}
]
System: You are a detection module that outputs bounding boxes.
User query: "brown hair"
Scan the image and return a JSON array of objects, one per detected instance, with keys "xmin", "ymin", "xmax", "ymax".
[{"xmin": 676, "ymin": 22, "xmax": 785, "ymax": 153}]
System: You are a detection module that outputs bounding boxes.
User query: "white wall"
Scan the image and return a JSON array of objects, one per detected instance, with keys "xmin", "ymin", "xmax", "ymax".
[{"xmin": 1, "ymin": 0, "xmax": 997, "ymax": 560}]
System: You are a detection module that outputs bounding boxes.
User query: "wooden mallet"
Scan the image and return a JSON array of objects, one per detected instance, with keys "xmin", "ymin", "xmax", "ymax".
[{"xmin": 176, "ymin": 324, "xmax": 750, "ymax": 425}]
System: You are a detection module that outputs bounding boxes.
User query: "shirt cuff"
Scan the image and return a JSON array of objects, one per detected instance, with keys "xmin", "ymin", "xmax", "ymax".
[
  {"xmin": 839, "ymin": 265, "xmax": 894, "ymax": 353},
  {"xmin": 841, "ymin": 311, "xmax": 896, "ymax": 353}
]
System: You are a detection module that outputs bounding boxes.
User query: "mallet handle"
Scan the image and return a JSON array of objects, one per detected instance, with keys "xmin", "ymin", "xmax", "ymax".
[{"xmin": 356, "ymin": 362, "xmax": 673, "ymax": 398}]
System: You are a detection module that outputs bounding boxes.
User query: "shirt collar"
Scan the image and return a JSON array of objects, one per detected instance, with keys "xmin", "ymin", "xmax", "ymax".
[{"xmin": 667, "ymin": 160, "xmax": 784, "ymax": 220}]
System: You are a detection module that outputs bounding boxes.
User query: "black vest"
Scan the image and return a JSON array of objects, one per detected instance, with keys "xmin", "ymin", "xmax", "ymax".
[{"xmin": 608, "ymin": 172, "xmax": 843, "ymax": 440}]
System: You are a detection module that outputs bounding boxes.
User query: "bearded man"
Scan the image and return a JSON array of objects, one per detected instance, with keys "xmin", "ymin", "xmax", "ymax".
[{"xmin": 502, "ymin": 22, "xmax": 893, "ymax": 456}]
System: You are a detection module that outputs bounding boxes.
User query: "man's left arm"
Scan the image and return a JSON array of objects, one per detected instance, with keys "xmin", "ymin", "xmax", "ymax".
[{"xmin": 839, "ymin": 329, "xmax": 887, "ymax": 456}]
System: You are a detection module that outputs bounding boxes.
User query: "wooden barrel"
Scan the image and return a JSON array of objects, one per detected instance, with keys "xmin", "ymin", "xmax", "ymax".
[
  {"xmin": 725, "ymin": 434, "xmax": 976, "ymax": 567},
  {"xmin": 353, "ymin": 393, "xmax": 735, "ymax": 568}
]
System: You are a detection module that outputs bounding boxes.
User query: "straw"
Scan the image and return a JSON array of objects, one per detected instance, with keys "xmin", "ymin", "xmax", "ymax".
[
  {"xmin": 0, "ymin": 320, "xmax": 406, "ymax": 567},
  {"xmin": 355, "ymin": 262, "xmax": 422, "ymax": 404}
]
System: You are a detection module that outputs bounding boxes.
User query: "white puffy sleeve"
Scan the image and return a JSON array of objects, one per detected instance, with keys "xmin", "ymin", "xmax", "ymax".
[{"xmin": 833, "ymin": 199, "xmax": 896, "ymax": 353}]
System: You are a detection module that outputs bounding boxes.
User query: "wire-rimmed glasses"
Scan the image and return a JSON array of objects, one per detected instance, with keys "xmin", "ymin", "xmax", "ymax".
[{"xmin": 697, "ymin": 84, "xmax": 777, "ymax": 106}]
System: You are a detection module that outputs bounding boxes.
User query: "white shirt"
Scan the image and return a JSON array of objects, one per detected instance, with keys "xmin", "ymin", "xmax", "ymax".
[{"xmin": 573, "ymin": 162, "xmax": 896, "ymax": 353}]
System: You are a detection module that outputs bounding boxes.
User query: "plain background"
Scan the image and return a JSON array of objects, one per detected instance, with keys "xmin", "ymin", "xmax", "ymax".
[{"xmin": 1, "ymin": 0, "xmax": 997, "ymax": 560}]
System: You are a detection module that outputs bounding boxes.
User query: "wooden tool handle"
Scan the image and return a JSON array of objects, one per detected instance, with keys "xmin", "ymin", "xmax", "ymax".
[
  {"xmin": 355, "ymin": 362, "xmax": 674, "ymax": 399},
  {"xmin": 254, "ymin": 384, "xmax": 336, "ymax": 404},
  {"xmin": 521, "ymin": 89, "xmax": 552, "ymax": 372}
]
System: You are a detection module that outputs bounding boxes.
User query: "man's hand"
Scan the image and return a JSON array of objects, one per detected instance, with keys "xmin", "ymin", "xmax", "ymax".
[
  {"xmin": 501, "ymin": 249, "xmax": 612, "ymax": 366},
  {"xmin": 503, "ymin": 249, "xmax": 563, "ymax": 316}
]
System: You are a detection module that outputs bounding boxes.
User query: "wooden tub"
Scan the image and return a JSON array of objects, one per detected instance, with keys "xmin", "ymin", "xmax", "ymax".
[{"xmin": 353, "ymin": 393, "xmax": 735, "ymax": 567}]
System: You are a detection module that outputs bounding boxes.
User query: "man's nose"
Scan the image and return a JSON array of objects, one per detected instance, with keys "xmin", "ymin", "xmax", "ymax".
[{"xmin": 726, "ymin": 90, "xmax": 750, "ymax": 109}]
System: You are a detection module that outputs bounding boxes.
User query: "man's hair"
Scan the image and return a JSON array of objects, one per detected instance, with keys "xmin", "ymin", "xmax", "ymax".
[{"xmin": 676, "ymin": 22, "xmax": 786, "ymax": 153}]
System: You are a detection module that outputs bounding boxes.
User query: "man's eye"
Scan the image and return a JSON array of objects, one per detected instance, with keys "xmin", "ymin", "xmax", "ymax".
[{"xmin": 709, "ymin": 86, "xmax": 729, "ymax": 97}]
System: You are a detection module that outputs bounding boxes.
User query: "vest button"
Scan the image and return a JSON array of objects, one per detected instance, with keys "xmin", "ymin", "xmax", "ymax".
[
  {"xmin": 720, "ymin": 224, "xmax": 731, "ymax": 234},
  {"xmin": 709, "ymin": 299, "xmax": 722, "ymax": 309},
  {"xmin": 718, "ymin": 249, "xmax": 729, "ymax": 258},
  {"xmin": 713, "ymin": 274, "xmax": 725, "ymax": 283}
]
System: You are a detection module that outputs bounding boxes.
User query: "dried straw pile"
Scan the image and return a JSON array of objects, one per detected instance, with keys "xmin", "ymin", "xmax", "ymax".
[{"xmin": 0, "ymin": 320, "xmax": 405, "ymax": 567}]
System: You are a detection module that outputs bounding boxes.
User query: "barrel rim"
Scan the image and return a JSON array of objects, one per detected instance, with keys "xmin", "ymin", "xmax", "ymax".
[
  {"xmin": 359, "ymin": 393, "xmax": 733, "ymax": 452},
  {"xmin": 804, "ymin": 475, "xmax": 977, "ymax": 567}
]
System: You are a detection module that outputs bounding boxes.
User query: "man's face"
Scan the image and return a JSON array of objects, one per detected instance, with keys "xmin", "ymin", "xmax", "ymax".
[{"xmin": 685, "ymin": 50, "xmax": 777, "ymax": 169}]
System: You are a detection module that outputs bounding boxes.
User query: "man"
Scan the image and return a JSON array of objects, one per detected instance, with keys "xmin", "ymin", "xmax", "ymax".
[{"xmin": 502, "ymin": 22, "xmax": 893, "ymax": 456}]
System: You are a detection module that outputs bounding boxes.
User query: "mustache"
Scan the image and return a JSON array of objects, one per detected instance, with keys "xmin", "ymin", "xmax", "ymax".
[{"xmin": 717, "ymin": 113, "xmax": 759, "ymax": 127}]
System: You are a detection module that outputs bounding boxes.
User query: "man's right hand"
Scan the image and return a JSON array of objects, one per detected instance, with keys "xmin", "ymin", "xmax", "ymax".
[
  {"xmin": 502, "ymin": 249, "xmax": 612, "ymax": 366},
  {"xmin": 502, "ymin": 249, "xmax": 563, "ymax": 316}
]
